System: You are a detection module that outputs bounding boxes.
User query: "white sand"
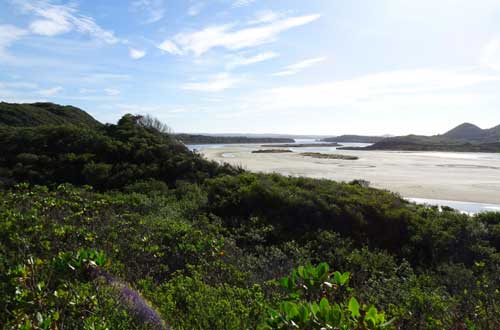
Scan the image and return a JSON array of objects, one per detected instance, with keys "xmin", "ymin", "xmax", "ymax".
[{"xmin": 200, "ymin": 145, "xmax": 500, "ymax": 204}]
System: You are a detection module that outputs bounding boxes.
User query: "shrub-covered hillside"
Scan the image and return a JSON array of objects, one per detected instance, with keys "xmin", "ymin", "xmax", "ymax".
[
  {"xmin": 0, "ymin": 102, "xmax": 102, "ymax": 128},
  {"xmin": 0, "ymin": 105, "xmax": 499, "ymax": 329},
  {"xmin": 0, "ymin": 113, "xmax": 238, "ymax": 189}
]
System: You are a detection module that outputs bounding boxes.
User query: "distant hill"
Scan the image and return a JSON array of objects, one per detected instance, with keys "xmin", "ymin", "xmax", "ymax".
[
  {"xmin": 441, "ymin": 123, "xmax": 486, "ymax": 141},
  {"xmin": 0, "ymin": 102, "xmax": 102, "ymax": 128},
  {"xmin": 175, "ymin": 134, "xmax": 294, "ymax": 145},
  {"xmin": 344, "ymin": 123, "xmax": 500, "ymax": 152},
  {"xmin": 321, "ymin": 135, "xmax": 387, "ymax": 143}
]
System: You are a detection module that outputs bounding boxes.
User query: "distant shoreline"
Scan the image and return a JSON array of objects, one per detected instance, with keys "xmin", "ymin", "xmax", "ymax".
[{"xmin": 200, "ymin": 144, "xmax": 500, "ymax": 205}]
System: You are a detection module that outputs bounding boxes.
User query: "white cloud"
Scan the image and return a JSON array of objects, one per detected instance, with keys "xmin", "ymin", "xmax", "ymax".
[
  {"xmin": 0, "ymin": 24, "xmax": 28, "ymax": 59},
  {"xmin": 129, "ymin": 48, "xmax": 146, "ymax": 59},
  {"xmin": 158, "ymin": 40, "xmax": 182, "ymax": 55},
  {"xmin": 273, "ymin": 57, "xmax": 327, "ymax": 76},
  {"xmin": 248, "ymin": 10, "xmax": 282, "ymax": 25},
  {"xmin": 14, "ymin": 0, "xmax": 118, "ymax": 43},
  {"xmin": 480, "ymin": 40, "xmax": 500, "ymax": 70},
  {"xmin": 226, "ymin": 51, "xmax": 279, "ymax": 69},
  {"xmin": 104, "ymin": 88, "xmax": 121, "ymax": 96},
  {"xmin": 38, "ymin": 86, "xmax": 63, "ymax": 96},
  {"xmin": 188, "ymin": 3, "xmax": 204, "ymax": 16},
  {"xmin": 233, "ymin": 0, "xmax": 256, "ymax": 8},
  {"xmin": 260, "ymin": 69, "xmax": 500, "ymax": 109},
  {"xmin": 30, "ymin": 19, "xmax": 71, "ymax": 36},
  {"xmin": 131, "ymin": 0, "xmax": 165, "ymax": 23},
  {"xmin": 182, "ymin": 73, "xmax": 241, "ymax": 92},
  {"xmin": 158, "ymin": 13, "xmax": 320, "ymax": 56}
]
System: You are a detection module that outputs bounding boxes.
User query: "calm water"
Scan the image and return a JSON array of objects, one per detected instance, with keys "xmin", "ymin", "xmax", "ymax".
[
  {"xmin": 408, "ymin": 198, "xmax": 500, "ymax": 214},
  {"xmin": 187, "ymin": 139, "xmax": 372, "ymax": 152},
  {"xmin": 188, "ymin": 140, "xmax": 500, "ymax": 214}
]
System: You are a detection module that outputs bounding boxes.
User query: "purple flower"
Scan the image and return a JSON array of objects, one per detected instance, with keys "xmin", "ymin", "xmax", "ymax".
[{"xmin": 89, "ymin": 266, "xmax": 168, "ymax": 329}]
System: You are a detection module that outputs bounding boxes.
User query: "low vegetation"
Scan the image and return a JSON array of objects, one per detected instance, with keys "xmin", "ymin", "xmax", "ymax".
[
  {"xmin": 252, "ymin": 149, "xmax": 293, "ymax": 154},
  {"xmin": 265, "ymin": 143, "xmax": 341, "ymax": 148},
  {"xmin": 0, "ymin": 103, "xmax": 499, "ymax": 329},
  {"xmin": 300, "ymin": 152, "xmax": 359, "ymax": 160}
]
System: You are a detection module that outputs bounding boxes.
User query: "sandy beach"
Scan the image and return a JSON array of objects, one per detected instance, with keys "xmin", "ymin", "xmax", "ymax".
[{"xmin": 200, "ymin": 145, "xmax": 500, "ymax": 204}]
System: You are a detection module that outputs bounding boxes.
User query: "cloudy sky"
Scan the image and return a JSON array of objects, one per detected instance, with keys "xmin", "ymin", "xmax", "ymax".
[{"xmin": 1, "ymin": 0, "xmax": 500, "ymax": 135}]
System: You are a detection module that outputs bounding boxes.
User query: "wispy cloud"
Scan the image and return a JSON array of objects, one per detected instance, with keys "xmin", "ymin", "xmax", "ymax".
[
  {"xmin": 480, "ymin": 40, "xmax": 500, "ymax": 70},
  {"xmin": 188, "ymin": 2, "xmax": 204, "ymax": 16},
  {"xmin": 0, "ymin": 81, "xmax": 38, "ymax": 89},
  {"xmin": 13, "ymin": 0, "xmax": 118, "ymax": 43},
  {"xmin": 233, "ymin": 0, "xmax": 256, "ymax": 8},
  {"xmin": 104, "ymin": 88, "xmax": 121, "ymax": 96},
  {"xmin": 129, "ymin": 48, "xmax": 146, "ymax": 59},
  {"xmin": 158, "ymin": 40, "xmax": 183, "ymax": 55},
  {"xmin": 273, "ymin": 56, "xmax": 327, "ymax": 76},
  {"xmin": 38, "ymin": 86, "xmax": 63, "ymax": 96},
  {"xmin": 79, "ymin": 88, "xmax": 96, "ymax": 94},
  {"xmin": 158, "ymin": 13, "xmax": 321, "ymax": 56},
  {"xmin": 248, "ymin": 10, "xmax": 283, "ymax": 25},
  {"xmin": 131, "ymin": 0, "xmax": 165, "ymax": 24},
  {"xmin": 262, "ymin": 68, "xmax": 500, "ymax": 109},
  {"xmin": 81, "ymin": 73, "xmax": 131, "ymax": 83},
  {"xmin": 226, "ymin": 51, "xmax": 279, "ymax": 69},
  {"xmin": 0, "ymin": 24, "xmax": 28, "ymax": 59},
  {"xmin": 182, "ymin": 73, "xmax": 241, "ymax": 92}
]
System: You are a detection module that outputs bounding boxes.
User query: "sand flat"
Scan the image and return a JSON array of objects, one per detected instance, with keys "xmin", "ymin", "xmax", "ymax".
[{"xmin": 200, "ymin": 145, "xmax": 500, "ymax": 204}]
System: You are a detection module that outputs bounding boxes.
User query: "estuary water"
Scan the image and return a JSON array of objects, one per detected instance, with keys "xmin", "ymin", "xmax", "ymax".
[{"xmin": 190, "ymin": 140, "xmax": 500, "ymax": 214}]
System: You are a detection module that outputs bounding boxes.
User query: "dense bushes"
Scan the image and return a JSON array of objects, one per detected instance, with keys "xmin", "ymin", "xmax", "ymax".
[
  {"xmin": 1, "ymin": 181, "xmax": 498, "ymax": 329},
  {"xmin": 0, "ymin": 111, "xmax": 499, "ymax": 329},
  {"xmin": 0, "ymin": 114, "xmax": 239, "ymax": 190}
]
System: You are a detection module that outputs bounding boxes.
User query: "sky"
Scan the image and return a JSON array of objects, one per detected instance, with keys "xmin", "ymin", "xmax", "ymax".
[{"xmin": 1, "ymin": 0, "xmax": 500, "ymax": 135}]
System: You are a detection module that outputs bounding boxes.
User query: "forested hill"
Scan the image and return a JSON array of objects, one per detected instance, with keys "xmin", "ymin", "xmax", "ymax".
[
  {"xmin": 0, "ymin": 113, "xmax": 238, "ymax": 189},
  {"xmin": 344, "ymin": 122, "xmax": 500, "ymax": 152},
  {"xmin": 175, "ymin": 133, "xmax": 295, "ymax": 145},
  {"xmin": 0, "ymin": 103, "xmax": 499, "ymax": 329},
  {"xmin": 0, "ymin": 102, "xmax": 102, "ymax": 128},
  {"xmin": 320, "ymin": 135, "xmax": 387, "ymax": 143}
]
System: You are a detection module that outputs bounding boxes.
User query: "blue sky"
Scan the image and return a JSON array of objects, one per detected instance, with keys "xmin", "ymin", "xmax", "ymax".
[{"xmin": 1, "ymin": 0, "xmax": 500, "ymax": 135}]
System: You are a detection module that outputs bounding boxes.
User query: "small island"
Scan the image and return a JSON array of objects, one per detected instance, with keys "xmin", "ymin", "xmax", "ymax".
[
  {"xmin": 252, "ymin": 149, "xmax": 293, "ymax": 154},
  {"xmin": 300, "ymin": 152, "xmax": 359, "ymax": 160},
  {"xmin": 263, "ymin": 142, "xmax": 341, "ymax": 148}
]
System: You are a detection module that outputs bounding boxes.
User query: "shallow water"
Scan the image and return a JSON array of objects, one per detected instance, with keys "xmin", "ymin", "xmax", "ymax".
[
  {"xmin": 199, "ymin": 141, "xmax": 500, "ymax": 206},
  {"xmin": 408, "ymin": 198, "xmax": 500, "ymax": 214}
]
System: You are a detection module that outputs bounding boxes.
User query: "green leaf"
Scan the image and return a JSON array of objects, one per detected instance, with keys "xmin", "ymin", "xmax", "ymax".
[
  {"xmin": 334, "ymin": 271, "xmax": 342, "ymax": 285},
  {"xmin": 340, "ymin": 272, "xmax": 350, "ymax": 285},
  {"xmin": 316, "ymin": 263, "xmax": 329, "ymax": 280},
  {"xmin": 310, "ymin": 302, "xmax": 320, "ymax": 316},
  {"xmin": 348, "ymin": 297, "xmax": 360, "ymax": 318},
  {"xmin": 298, "ymin": 305, "xmax": 309, "ymax": 323},
  {"xmin": 279, "ymin": 277, "xmax": 289, "ymax": 289},
  {"xmin": 319, "ymin": 297, "xmax": 330, "ymax": 316},
  {"xmin": 331, "ymin": 304, "xmax": 342, "ymax": 326},
  {"xmin": 297, "ymin": 266, "xmax": 305, "ymax": 278}
]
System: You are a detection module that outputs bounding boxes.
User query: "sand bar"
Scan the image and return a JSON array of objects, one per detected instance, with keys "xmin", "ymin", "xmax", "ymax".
[{"xmin": 200, "ymin": 145, "xmax": 500, "ymax": 204}]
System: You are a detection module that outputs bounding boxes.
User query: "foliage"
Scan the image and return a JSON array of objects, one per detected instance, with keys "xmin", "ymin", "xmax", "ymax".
[
  {"xmin": 175, "ymin": 134, "xmax": 294, "ymax": 145},
  {"xmin": 0, "ymin": 102, "xmax": 102, "ymax": 128},
  {"xmin": 0, "ymin": 106, "xmax": 499, "ymax": 329},
  {"xmin": 263, "ymin": 263, "xmax": 393, "ymax": 330}
]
